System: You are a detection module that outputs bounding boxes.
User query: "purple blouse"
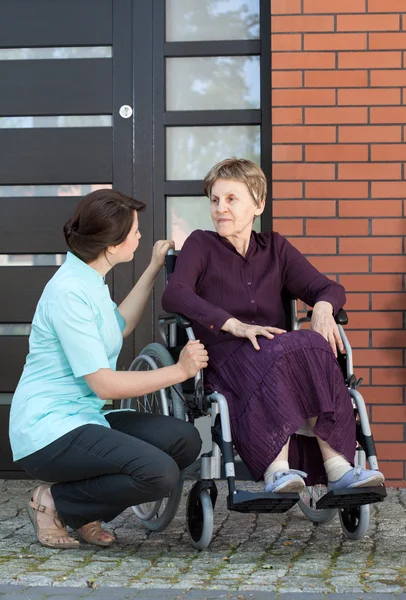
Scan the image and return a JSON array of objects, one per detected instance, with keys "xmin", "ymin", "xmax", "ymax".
[{"xmin": 162, "ymin": 230, "xmax": 346, "ymax": 349}]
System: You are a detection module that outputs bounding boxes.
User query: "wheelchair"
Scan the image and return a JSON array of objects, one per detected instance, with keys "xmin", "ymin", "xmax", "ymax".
[{"xmin": 120, "ymin": 252, "xmax": 386, "ymax": 549}]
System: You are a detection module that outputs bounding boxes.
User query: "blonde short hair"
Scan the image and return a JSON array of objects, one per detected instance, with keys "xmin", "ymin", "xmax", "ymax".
[{"xmin": 203, "ymin": 158, "xmax": 267, "ymax": 208}]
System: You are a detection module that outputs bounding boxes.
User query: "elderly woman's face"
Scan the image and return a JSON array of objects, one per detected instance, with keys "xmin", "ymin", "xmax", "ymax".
[{"xmin": 210, "ymin": 178, "xmax": 263, "ymax": 238}]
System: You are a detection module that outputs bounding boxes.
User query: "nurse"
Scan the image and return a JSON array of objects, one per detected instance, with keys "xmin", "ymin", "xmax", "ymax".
[{"xmin": 9, "ymin": 189, "xmax": 207, "ymax": 549}]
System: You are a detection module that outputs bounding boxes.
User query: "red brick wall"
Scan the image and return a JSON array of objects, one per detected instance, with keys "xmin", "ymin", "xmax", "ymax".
[{"xmin": 271, "ymin": 0, "xmax": 406, "ymax": 486}]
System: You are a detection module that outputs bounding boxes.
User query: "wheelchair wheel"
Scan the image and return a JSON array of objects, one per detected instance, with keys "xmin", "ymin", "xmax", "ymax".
[
  {"xmin": 126, "ymin": 343, "xmax": 186, "ymax": 530},
  {"xmin": 186, "ymin": 489, "xmax": 214, "ymax": 550},
  {"xmin": 298, "ymin": 485, "xmax": 337, "ymax": 524},
  {"xmin": 339, "ymin": 504, "xmax": 370, "ymax": 540}
]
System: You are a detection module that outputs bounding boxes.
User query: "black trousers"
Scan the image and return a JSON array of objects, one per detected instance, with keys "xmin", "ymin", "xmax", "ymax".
[{"xmin": 18, "ymin": 411, "xmax": 202, "ymax": 529}]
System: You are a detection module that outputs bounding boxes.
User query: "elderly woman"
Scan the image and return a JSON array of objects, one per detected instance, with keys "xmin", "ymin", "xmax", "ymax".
[{"xmin": 162, "ymin": 158, "xmax": 384, "ymax": 493}]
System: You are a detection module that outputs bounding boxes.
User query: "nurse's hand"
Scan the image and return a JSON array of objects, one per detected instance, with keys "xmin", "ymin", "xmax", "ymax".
[
  {"xmin": 222, "ymin": 318, "xmax": 286, "ymax": 351},
  {"xmin": 150, "ymin": 240, "xmax": 175, "ymax": 270},
  {"xmin": 177, "ymin": 340, "xmax": 209, "ymax": 379}
]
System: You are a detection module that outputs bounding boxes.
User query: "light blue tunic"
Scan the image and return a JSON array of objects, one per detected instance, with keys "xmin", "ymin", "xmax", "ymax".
[{"xmin": 9, "ymin": 252, "xmax": 126, "ymax": 461}]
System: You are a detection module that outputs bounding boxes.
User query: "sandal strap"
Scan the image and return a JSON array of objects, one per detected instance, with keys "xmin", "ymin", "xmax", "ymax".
[
  {"xmin": 78, "ymin": 521, "xmax": 115, "ymax": 542},
  {"xmin": 29, "ymin": 499, "xmax": 58, "ymax": 517}
]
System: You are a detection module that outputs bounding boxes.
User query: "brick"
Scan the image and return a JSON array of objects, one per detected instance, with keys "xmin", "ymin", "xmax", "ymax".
[
  {"xmin": 272, "ymin": 107, "xmax": 303, "ymax": 124},
  {"xmin": 271, "ymin": 0, "xmax": 302, "ymax": 14},
  {"xmin": 273, "ymin": 199, "xmax": 336, "ymax": 217},
  {"xmin": 342, "ymin": 310, "xmax": 403, "ymax": 329},
  {"xmin": 305, "ymin": 70, "xmax": 368, "ymax": 88},
  {"xmin": 371, "ymin": 144, "xmax": 406, "ymax": 161},
  {"xmin": 273, "ymin": 125, "xmax": 336, "ymax": 143},
  {"xmin": 272, "ymin": 34, "xmax": 302, "ymax": 51},
  {"xmin": 306, "ymin": 144, "xmax": 368, "ymax": 162},
  {"xmin": 380, "ymin": 461, "xmax": 404, "ymax": 479},
  {"xmin": 338, "ymin": 51, "xmax": 402, "ymax": 69},
  {"xmin": 304, "ymin": 0, "xmax": 366, "ymax": 12},
  {"xmin": 338, "ymin": 163, "xmax": 402, "ymax": 180},
  {"xmin": 340, "ymin": 237, "xmax": 403, "ymax": 254},
  {"xmin": 371, "ymin": 106, "xmax": 406, "ymax": 123},
  {"xmin": 306, "ymin": 181, "xmax": 368, "ymax": 198},
  {"xmin": 308, "ymin": 255, "xmax": 369, "ymax": 272},
  {"xmin": 344, "ymin": 293, "xmax": 370, "ymax": 310},
  {"xmin": 373, "ymin": 255, "xmax": 406, "ymax": 272},
  {"xmin": 377, "ymin": 443, "xmax": 406, "ymax": 460},
  {"xmin": 372, "ymin": 218, "xmax": 406, "ymax": 235},
  {"xmin": 374, "ymin": 330, "xmax": 406, "ymax": 348},
  {"xmin": 372, "ymin": 293, "xmax": 406, "ymax": 310},
  {"xmin": 372, "ymin": 183, "xmax": 406, "ymax": 198},
  {"xmin": 305, "ymin": 107, "xmax": 368, "ymax": 125},
  {"xmin": 272, "ymin": 15, "xmax": 334, "ymax": 33},
  {"xmin": 337, "ymin": 14, "xmax": 400, "ymax": 31},
  {"xmin": 272, "ymin": 88, "xmax": 336, "ymax": 106},
  {"xmin": 369, "ymin": 0, "xmax": 406, "ymax": 12},
  {"xmin": 272, "ymin": 163, "xmax": 335, "ymax": 180},
  {"xmin": 272, "ymin": 182, "xmax": 303, "ymax": 198},
  {"xmin": 370, "ymin": 69, "xmax": 406, "ymax": 87},
  {"xmin": 272, "ymin": 71, "xmax": 303, "ymax": 88},
  {"xmin": 345, "ymin": 329, "xmax": 370, "ymax": 346},
  {"xmin": 362, "ymin": 386, "xmax": 404, "ymax": 404},
  {"xmin": 370, "ymin": 32, "xmax": 406, "ymax": 50},
  {"xmin": 304, "ymin": 33, "xmax": 366, "ymax": 51},
  {"xmin": 371, "ymin": 424, "xmax": 404, "ymax": 442},
  {"xmin": 339, "ymin": 199, "xmax": 402, "ymax": 217},
  {"xmin": 338, "ymin": 88, "xmax": 401, "ymax": 106},
  {"xmin": 272, "ymin": 145, "xmax": 303, "ymax": 162},
  {"xmin": 354, "ymin": 349, "xmax": 403, "ymax": 367},
  {"xmin": 340, "ymin": 274, "xmax": 403, "ymax": 291},
  {"xmin": 339, "ymin": 125, "xmax": 402, "ymax": 142},
  {"xmin": 273, "ymin": 218, "xmax": 303, "ymax": 235},
  {"xmin": 373, "ymin": 406, "xmax": 406, "ymax": 422},
  {"xmin": 355, "ymin": 367, "xmax": 370, "ymax": 385},
  {"xmin": 286, "ymin": 237, "xmax": 337, "ymax": 254},
  {"xmin": 306, "ymin": 218, "xmax": 368, "ymax": 235},
  {"xmin": 273, "ymin": 52, "xmax": 336, "ymax": 70}
]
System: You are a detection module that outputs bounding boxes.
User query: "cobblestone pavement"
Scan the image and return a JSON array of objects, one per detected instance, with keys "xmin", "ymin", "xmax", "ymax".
[{"xmin": 0, "ymin": 480, "xmax": 404, "ymax": 597}]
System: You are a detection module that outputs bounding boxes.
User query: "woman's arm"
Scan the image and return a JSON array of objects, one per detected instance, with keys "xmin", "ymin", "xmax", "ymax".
[{"xmin": 118, "ymin": 240, "xmax": 174, "ymax": 338}]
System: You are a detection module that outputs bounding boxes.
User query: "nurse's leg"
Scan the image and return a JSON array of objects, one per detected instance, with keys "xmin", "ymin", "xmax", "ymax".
[{"xmin": 19, "ymin": 424, "xmax": 181, "ymax": 530}]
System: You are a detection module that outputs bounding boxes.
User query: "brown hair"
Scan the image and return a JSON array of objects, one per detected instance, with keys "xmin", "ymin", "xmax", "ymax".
[
  {"xmin": 203, "ymin": 158, "xmax": 267, "ymax": 208},
  {"xmin": 63, "ymin": 189, "xmax": 145, "ymax": 263}
]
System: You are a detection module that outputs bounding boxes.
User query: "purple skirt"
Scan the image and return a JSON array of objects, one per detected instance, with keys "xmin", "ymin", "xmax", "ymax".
[{"xmin": 205, "ymin": 330, "xmax": 356, "ymax": 486}]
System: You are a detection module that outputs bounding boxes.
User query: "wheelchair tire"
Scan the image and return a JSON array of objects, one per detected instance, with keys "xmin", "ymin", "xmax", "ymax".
[
  {"xmin": 186, "ymin": 489, "xmax": 214, "ymax": 550},
  {"xmin": 298, "ymin": 485, "xmax": 337, "ymax": 524},
  {"xmin": 125, "ymin": 343, "xmax": 186, "ymax": 530},
  {"xmin": 339, "ymin": 504, "xmax": 370, "ymax": 540}
]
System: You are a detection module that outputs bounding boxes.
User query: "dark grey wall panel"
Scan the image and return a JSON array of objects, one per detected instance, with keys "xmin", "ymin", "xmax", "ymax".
[
  {"xmin": 0, "ymin": 128, "xmax": 113, "ymax": 184},
  {"xmin": 0, "ymin": 0, "xmax": 112, "ymax": 47},
  {"xmin": 0, "ymin": 267, "xmax": 58, "ymax": 322},
  {"xmin": 0, "ymin": 406, "xmax": 23, "ymax": 473},
  {"xmin": 0, "ymin": 197, "xmax": 78, "ymax": 253},
  {"xmin": 0, "ymin": 60, "xmax": 112, "ymax": 116},
  {"xmin": 0, "ymin": 337, "xmax": 29, "ymax": 391}
]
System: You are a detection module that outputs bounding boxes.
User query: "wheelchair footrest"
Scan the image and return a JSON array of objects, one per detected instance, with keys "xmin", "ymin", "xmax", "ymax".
[
  {"xmin": 316, "ymin": 485, "xmax": 387, "ymax": 510},
  {"xmin": 228, "ymin": 490, "xmax": 299, "ymax": 514}
]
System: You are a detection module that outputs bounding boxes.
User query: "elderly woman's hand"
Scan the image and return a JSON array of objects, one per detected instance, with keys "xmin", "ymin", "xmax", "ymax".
[
  {"xmin": 222, "ymin": 318, "xmax": 286, "ymax": 351},
  {"xmin": 311, "ymin": 301, "xmax": 345, "ymax": 357},
  {"xmin": 150, "ymin": 240, "xmax": 175, "ymax": 270}
]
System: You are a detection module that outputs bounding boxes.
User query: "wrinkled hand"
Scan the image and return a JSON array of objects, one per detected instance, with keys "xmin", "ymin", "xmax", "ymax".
[
  {"xmin": 222, "ymin": 318, "xmax": 286, "ymax": 351},
  {"xmin": 311, "ymin": 302, "xmax": 344, "ymax": 357},
  {"xmin": 150, "ymin": 240, "xmax": 175, "ymax": 270},
  {"xmin": 177, "ymin": 340, "xmax": 209, "ymax": 379}
]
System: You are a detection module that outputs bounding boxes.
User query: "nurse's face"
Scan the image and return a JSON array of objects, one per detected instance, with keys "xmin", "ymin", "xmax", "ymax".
[
  {"xmin": 210, "ymin": 178, "xmax": 263, "ymax": 239},
  {"xmin": 111, "ymin": 211, "xmax": 141, "ymax": 264}
]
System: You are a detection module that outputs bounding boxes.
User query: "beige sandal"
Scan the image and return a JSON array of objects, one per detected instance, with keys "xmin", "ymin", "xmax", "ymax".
[
  {"xmin": 76, "ymin": 521, "xmax": 116, "ymax": 547},
  {"xmin": 27, "ymin": 484, "xmax": 80, "ymax": 549}
]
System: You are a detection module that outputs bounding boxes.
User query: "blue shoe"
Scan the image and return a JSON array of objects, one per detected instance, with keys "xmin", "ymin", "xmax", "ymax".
[
  {"xmin": 328, "ymin": 466, "xmax": 385, "ymax": 491},
  {"xmin": 264, "ymin": 470, "xmax": 307, "ymax": 493}
]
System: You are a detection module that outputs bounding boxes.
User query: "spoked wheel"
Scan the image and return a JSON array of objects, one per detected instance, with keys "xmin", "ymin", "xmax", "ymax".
[
  {"xmin": 298, "ymin": 485, "xmax": 337, "ymax": 524},
  {"xmin": 122, "ymin": 343, "xmax": 187, "ymax": 531},
  {"xmin": 186, "ymin": 489, "xmax": 214, "ymax": 550},
  {"xmin": 339, "ymin": 504, "xmax": 370, "ymax": 540}
]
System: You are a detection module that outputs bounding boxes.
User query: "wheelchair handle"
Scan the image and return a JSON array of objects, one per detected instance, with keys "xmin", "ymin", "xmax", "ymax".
[{"xmin": 165, "ymin": 248, "xmax": 177, "ymax": 276}]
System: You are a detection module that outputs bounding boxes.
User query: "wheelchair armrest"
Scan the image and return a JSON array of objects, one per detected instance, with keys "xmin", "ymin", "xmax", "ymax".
[
  {"xmin": 306, "ymin": 307, "xmax": 348, "ymax": 326},
  {"xmin": 158, "ymin": 312, "xmax": 192, "ymax": 329}
]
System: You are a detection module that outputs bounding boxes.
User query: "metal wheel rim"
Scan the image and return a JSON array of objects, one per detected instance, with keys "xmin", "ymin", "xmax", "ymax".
[{"xmin": 133, "ymin": 499, "xmax": 163, "ymax": 521}]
